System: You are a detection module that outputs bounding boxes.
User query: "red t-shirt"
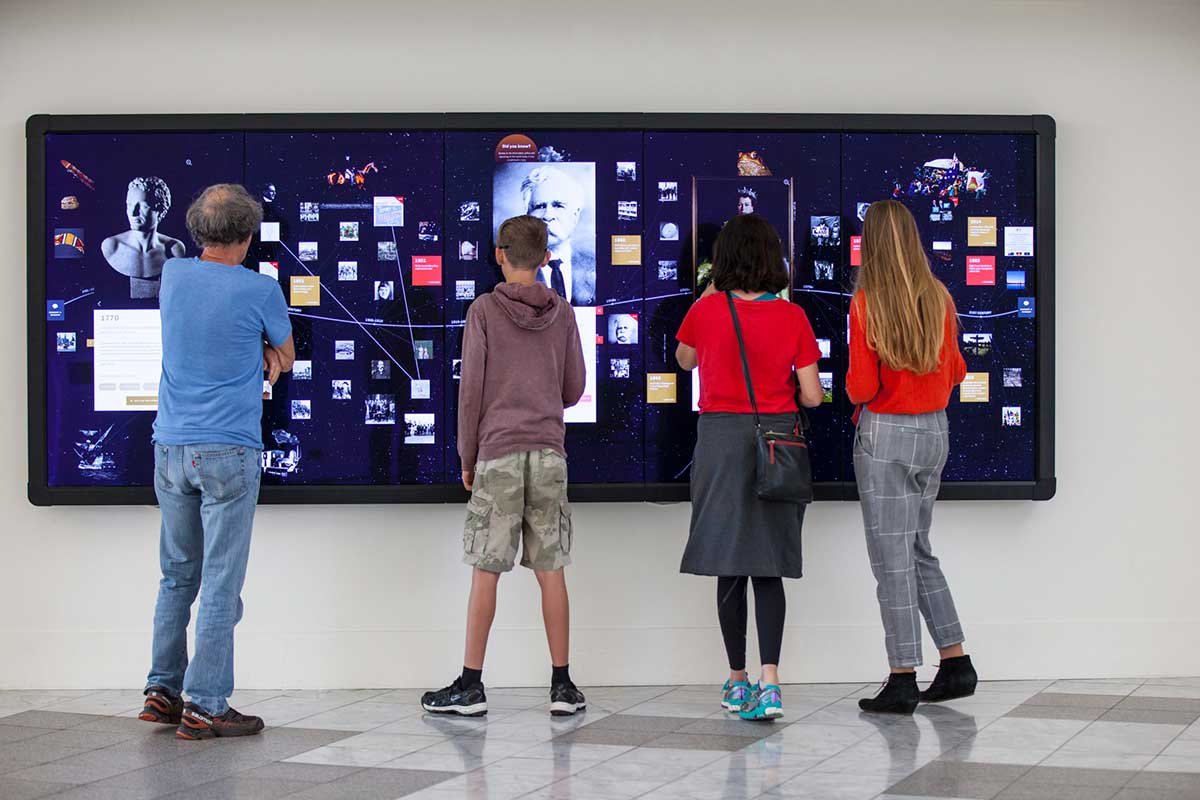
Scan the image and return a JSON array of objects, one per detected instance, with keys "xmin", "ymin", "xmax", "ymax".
[{"xmin": 677, "ymin": 294, "xmax": 821, "ymax": 414}]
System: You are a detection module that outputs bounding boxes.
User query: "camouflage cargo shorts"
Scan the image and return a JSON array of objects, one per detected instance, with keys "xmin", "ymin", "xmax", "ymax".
[{"xmin": 463, "ymin": 449, "xmax": 573, "ymax": 573}]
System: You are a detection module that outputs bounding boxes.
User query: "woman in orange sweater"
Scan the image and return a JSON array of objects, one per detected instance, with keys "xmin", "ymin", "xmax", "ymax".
[{"xmin": 847, "ymin": 200, "xmax": 978, "ymax": 715}]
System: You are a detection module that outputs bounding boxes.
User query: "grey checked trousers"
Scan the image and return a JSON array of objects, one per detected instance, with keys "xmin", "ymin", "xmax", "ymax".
[{"xmin": 853, "ymin": 409, "xmax": 965, "ymax": 668}]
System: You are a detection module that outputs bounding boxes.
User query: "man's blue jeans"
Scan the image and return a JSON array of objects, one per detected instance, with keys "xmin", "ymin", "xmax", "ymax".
[{"xmin": 147, "ymin": 443, "xmax": 261, "ymax": 715}]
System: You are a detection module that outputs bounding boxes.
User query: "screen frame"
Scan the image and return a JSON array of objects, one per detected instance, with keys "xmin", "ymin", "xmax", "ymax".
[{"xmin": 27, "ymin": 112, "xmax": 1056, "ymax": 506}]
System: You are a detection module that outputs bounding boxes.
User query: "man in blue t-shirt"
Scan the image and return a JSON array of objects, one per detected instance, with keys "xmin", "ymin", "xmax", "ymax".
[{"xmin": 140, "ymin": 184, "xmax": 294, "ymax": 740}]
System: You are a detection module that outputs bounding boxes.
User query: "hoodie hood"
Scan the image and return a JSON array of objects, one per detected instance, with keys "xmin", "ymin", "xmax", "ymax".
[{"xmin": 490, "ymin": 282, "xmax": 563, "ymax": 331}]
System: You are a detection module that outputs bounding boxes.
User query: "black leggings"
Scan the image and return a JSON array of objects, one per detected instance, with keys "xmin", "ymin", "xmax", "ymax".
[{"xmin": 716, "ymin": 576, "xmax": 786, "ymax": 670}]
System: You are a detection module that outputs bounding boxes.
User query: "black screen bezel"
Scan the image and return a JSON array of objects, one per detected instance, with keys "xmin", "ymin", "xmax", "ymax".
[{"xmin": 27, "ymin": 112, "xmax": 1056, "ymax": 506}]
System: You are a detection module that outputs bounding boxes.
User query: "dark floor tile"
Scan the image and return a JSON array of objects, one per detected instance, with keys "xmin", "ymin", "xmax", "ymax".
[
  {"xmin": 1126, "ymin": 770, "xmax": 1200, "ymax": 792},
  {"xmin": 1008, "ymin": 705, "xmax": 1099, "ymax": 724},
  {"xmin": 886, "ymin": 761, "xmax": 1031, "ymax": 800},
  {"xmin": 0, "ymin": 710, "xmax": 104, "ymax": 730},
  {"xmin": 1115, "ymin": 696, "xmax": 1200, "ymax": 713},
  {"xmin": 5, "ymin": 743, "xmax": 188, "ymax": 785},
  {"xmin": 995, "ymin": 784, "xmax": 1119, "ymax": 800},
  {"xmin": 674, "ymin": 717, "xmax": 781, "ymax": 738},
  {"xmin": 27, "ymin": 726, "xmax": 140, "ymax": 750},
  {"xmin": 1019, "ymin": 765, "xmax": 1137, "ymax": 787},
  {"xmin": 335, "ymin": 766, "xmax": 458, "ymax": 791},
  {"xmin": 1023, "ymin": 693, "xmax": 1123, "ymax": 709},
  {"xmin": 643, "ymin": 732, "xmax": 761, "ymax": 751},
  {"xmin": 1112, "ymin": 789, "xmax": 1200, "ymax": 800},
  {"xmin": 238, "ymin": 761, "xmax": 362, "ymax": 783},
  {"xmin": 581, "ymin": 714, "xmax": 692, "ymax": 733},
  {"xmin": 75, "ymin": 716, "xmax": 170, "ymax": 736},
  {"xmin": 286, "ymin": 785, "xmax": 397, "ymax": 800},
  {"xmin": 1100, "ymin": 708, "xmax": 1200, "ymax": 725},
  {"xmin": 0, "ymin": 725, "xmax": 52, "ymax": 745},
  {"xmin": 0, "ymin": 739, "xmax": 90, "ymax": 774},
  {"xmin": 0, "ymin": 777, "xmax": 74, "ymax": 800},
  {"xmin": 552, "ymin": 727, "xmax": 662, "ymax": 747},
  {"xmin": 160, "ymin": 775, "xmax": 315, "ymax": 799}
]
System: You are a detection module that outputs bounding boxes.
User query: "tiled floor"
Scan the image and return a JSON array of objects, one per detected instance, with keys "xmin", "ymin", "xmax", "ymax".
[{"xmin": 1, "ymin": 678, "xmax": 1199, "ymax": 799}]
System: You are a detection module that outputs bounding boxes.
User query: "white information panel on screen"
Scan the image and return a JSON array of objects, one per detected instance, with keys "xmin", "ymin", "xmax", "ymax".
[{"xmin": 93, "ymin": 309, "xmax": 161, "ymax": 412}]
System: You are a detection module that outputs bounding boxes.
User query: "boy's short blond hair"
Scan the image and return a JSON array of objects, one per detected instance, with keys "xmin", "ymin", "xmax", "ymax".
[{"xmin": 497, "ymin": 215, "xmax": 548, "ymax": 270}]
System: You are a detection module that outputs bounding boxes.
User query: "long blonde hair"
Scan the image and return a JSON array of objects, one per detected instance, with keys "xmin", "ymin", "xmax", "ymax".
[{"xmin": 855, "ymin": 200, "xmax": 951, "ymax": 375}]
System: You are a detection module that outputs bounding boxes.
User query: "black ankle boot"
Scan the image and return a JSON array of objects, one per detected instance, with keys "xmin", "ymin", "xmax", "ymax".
[
  {"xmin": 920, "ymin": 655, "xmax": 978, "ymax": 703},
  {"xmin": 858, "ymin": 672, "xmax": 919, "ymax": 715}
]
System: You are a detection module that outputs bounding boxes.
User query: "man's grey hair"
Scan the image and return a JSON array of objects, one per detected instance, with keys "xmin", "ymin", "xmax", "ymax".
[
  {"xmin": 128, "ymin": 176, "xmax": 172, "ymax": 217},
  {"xmin": 520, "ymin": 166, "xmax": 583, "ymax": 211},
  {"xmin": 185, "ymin": 184, "xmax": 263, "ymax": 248}
]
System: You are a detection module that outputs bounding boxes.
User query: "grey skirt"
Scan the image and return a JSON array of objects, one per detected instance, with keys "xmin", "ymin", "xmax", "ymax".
[{"xmin": 680, "ymin": 412, "xmax": 806, "ymax": 578}]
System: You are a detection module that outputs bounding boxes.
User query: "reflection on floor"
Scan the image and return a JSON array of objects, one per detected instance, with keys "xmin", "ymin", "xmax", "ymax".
[{"xmin": 1, "ymin": 678, "xmax": 1199, "ymax": 799}]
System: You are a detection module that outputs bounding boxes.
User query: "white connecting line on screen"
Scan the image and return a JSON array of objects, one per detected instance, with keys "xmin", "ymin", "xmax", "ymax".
[
  {"xmin": 793, "ymin": 287, "xmax": 1021, "ymax": 319},
  {"xmin": 390, "ymin": 226, "xmax": 421, "ymax": 381},
  {"xmin": 63, "ymin": 289, "xmax": 96, "ymax": 306},
  {"xmin": 278, "ymin": 241, "xmax": 417, "ymax": 382}
]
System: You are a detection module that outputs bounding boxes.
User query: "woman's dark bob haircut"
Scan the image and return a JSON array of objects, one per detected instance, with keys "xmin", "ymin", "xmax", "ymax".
[{"xmin": 710, "ymin": 213, "xmax": 789, "ymax": 294}]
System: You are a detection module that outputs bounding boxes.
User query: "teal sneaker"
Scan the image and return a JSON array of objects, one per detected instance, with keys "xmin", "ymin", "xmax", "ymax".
[
  {"xmin": 720, "ymin": 679, "xmax": 753, "ymax": 712},
  {"xmin": 739, "ymin": 683, "xmax": 783, "ymax": 721}
]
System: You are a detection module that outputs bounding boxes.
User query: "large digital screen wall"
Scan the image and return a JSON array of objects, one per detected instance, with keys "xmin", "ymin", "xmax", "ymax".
[{"xmin": 28, "ymin": 114, "xmax": 1055, "ymax": 505}]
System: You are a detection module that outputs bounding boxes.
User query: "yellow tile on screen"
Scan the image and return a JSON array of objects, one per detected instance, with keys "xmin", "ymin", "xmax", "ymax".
[
  {"xmin": 290, "ymin": 276, "xmax": 320, "ymax": 307},
  {"xmin": 647, "ymin": 373, "xmax": 677, "ymax": 404},
  {"xmin": 612, "ymin": 235, "xmax": 642, "ymax": 266},
  {"xmin": 967, "ymin": 217, "xmax": 997, "ymax": 247},
  {"xmin": 960, "ymin": 372, "xmax": 990, "ymax": 403}
]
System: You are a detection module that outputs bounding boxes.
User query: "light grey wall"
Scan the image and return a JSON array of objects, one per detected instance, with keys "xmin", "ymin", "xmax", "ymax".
[{"xmin": 2, "ymin": 0, "xmax": 1198, "ymax": 688}]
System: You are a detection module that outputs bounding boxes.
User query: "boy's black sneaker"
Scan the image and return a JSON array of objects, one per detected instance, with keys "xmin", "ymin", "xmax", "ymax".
[
  {"xmin": 175, "ymin": 703, "xmax": 265, "ymax": 740},
  {"xmin": 421, "ymin": 678, "xmax": 488, "ymax": 717},
  {"xmin": 858, "ymin": 673, "xmax": 920, "ymax": 715},
  {"xmin": 138, "ymin": 685, "xmax": 183, "ymax": 725},
  {"xmin": 920, "ymin": 655, "xmax": 978, "ymax": 704},
  {"xmin": 550, "ymin": 681, "xmax": 586, "ymax": 716}
]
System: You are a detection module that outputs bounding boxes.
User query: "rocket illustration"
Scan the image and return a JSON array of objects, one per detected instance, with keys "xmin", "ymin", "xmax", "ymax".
[{"xmin": 60, "ymin": 160, "xmax": 95, "ymax": 191}]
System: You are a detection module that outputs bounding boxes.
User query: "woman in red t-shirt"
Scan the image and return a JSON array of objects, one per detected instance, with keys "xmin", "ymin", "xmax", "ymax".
[
  {"xmin": 849, "ymin": 200, "xmax": 978, "ymax": 715},
  {"xmin": 675, "ymin": 214, "xmax": 823, "ymax": 721}
]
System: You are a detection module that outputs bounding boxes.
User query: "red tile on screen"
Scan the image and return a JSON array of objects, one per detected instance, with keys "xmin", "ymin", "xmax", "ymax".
[
  {"xmin": 966, "ymin": 255, "xmax": 995, "ymax": 286},
  {"xmin": 412, "ymin": 255, "xmax": 442, "ymax": 286},
  {"xmin": 850, "ymin": 236, "xmax": 862, "ymax": 266}
]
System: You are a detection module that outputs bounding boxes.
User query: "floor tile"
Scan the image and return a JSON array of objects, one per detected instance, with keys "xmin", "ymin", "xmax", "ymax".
[
  {"xmin": 1044, "ymin": 680, "xmax": 1142, "ymax": 697},
  {"xmin": 882, "ymin": 760, "xmax": 1030, "ymax": 799},
  {"xmin": 1064, "ymin": 720, "xmax": 1186, "ymax": 755},
  {"xmin": 561, "ymin": 726, "xmax": 670, "ymax": 748},
  {"xmin": 1115, "ymin": 696, "xmax": 1200, "ymax": 713},
  {"xmin": 642, "ymin": 732, "xmax": 763, "ymax": 751},
  {"xmin": 1040, "ymin": 748, "xmax": 1156, "ymax": 771},
  {"xmin": 0, "ymin": 777, "xmax": 74, "ymax": 800},
  {"xmin": 285, "ymin": 744, "xmax": 398, "ymax": 768},
  {"xmin": 1017, "ymin": 765, "xmax": 1136, "ymax": 786},
  {"xmin": 159, "ymin": 775, "xmax": 315, "ymax": 799},
  {"xmin": 321, "ymin": 731, "xmax": 446, "ymax": 757},
  {"xmin": 761, "ymin": 723, "xmax": 870, "ymax": 756},
  {"xmin": 1100, "ymin": 708, "xmax": 1200, "ymax": 725},
  {"xmin": 285, "ymin": 701, "xmax": 418, "ymax": 732},
  {"xmin": 1142, "ymin": 755, "xmax": 1200, "ymax": 773},
  {"xmin": 239, "ymin": 761, "xmax": 363, "ymax": 782},
  {"xmin": 0, "ymin": 710, "xmax": 104, "ymax": 730},
  {"xmin": 0, "ymin": 726, "xmax": 51, "ymax": 745},
  {"xmin": 0, "ymin": 740, "xmax": 91, "ymax": 775},
  {"xmin": 1022, "ymin": 692, "xmax": 1124, "ymax": 709},
  {"xmin": 1132, "ymin": 684, "xmax": 1200, "ymax": 700},
  {"xmin": 1126, "ymin": 768, "xmax": 1200, "ymax": 789},
  {"xmin": 993, "ymin": 784, "xmax": 1119, "ymax": 799},
  {"xmin": 1160, "ymin": 739, "xmax": 1200, "ymax": 758},
  {"xmin": 41, "ymin": 691, "xmax": 147, "ymax": 716},
  {"xmin": 581, "ymin": 713, "xmax": 692, "ymax": 733},
  {"xmin": 1004, "ymin": 704, "xmax": 1105, "ymax": 722},
  {"xmin": 674, "ymin": 716, "xmax": 782, "ymax": 738},
  {"xmin": 764, "ymin": 769, "xmax": 898, "ymax": 798}
]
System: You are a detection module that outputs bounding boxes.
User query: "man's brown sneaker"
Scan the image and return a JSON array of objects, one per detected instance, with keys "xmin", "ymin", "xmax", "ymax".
[
  {"xmin": 138, "ymin": 686, "xmax": 183, "ymax": 725},
  {"xmin": 175, "ymin": 703, "xmax": 264, "ymax": 740}
]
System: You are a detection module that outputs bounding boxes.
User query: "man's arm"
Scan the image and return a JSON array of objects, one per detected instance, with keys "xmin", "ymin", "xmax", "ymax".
[
  {"xmin": 266, "ymin": 335, "xmax": 296, "ymax": 373},
  {"xmin": 457, "ymin": 304, "xmax": 488, "ymax": 483},
  {"xmin": 261, "ymin": 282, "xmax": 295, "ymax": 372}
]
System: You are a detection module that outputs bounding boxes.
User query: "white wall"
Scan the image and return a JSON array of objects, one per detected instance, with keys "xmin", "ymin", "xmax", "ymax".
[{"xmin": 2, "ymin": 0, "xmax": 1198, "ymax": 690}]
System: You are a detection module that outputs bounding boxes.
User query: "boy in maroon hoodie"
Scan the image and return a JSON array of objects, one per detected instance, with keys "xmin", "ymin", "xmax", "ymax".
[{"xmin": 421, "ymin": 215, "xmax": 587, "ymax": 717}]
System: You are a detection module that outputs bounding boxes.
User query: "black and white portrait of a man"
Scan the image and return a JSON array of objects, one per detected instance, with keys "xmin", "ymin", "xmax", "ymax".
[{"xmin": 494, "ymin": 162, "xmax": 596, "ymax": 306}]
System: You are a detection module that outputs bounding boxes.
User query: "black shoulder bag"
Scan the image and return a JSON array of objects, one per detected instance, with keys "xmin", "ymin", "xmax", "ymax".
[{"xmin": 726, "ymin": 292, "xmax": 813, "ymax": 504}]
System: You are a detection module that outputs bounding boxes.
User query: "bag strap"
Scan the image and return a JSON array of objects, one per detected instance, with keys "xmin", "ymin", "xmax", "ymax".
[{"xmin": 726, "ymin": 291, "xmax": 761, "ymax": 428}]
